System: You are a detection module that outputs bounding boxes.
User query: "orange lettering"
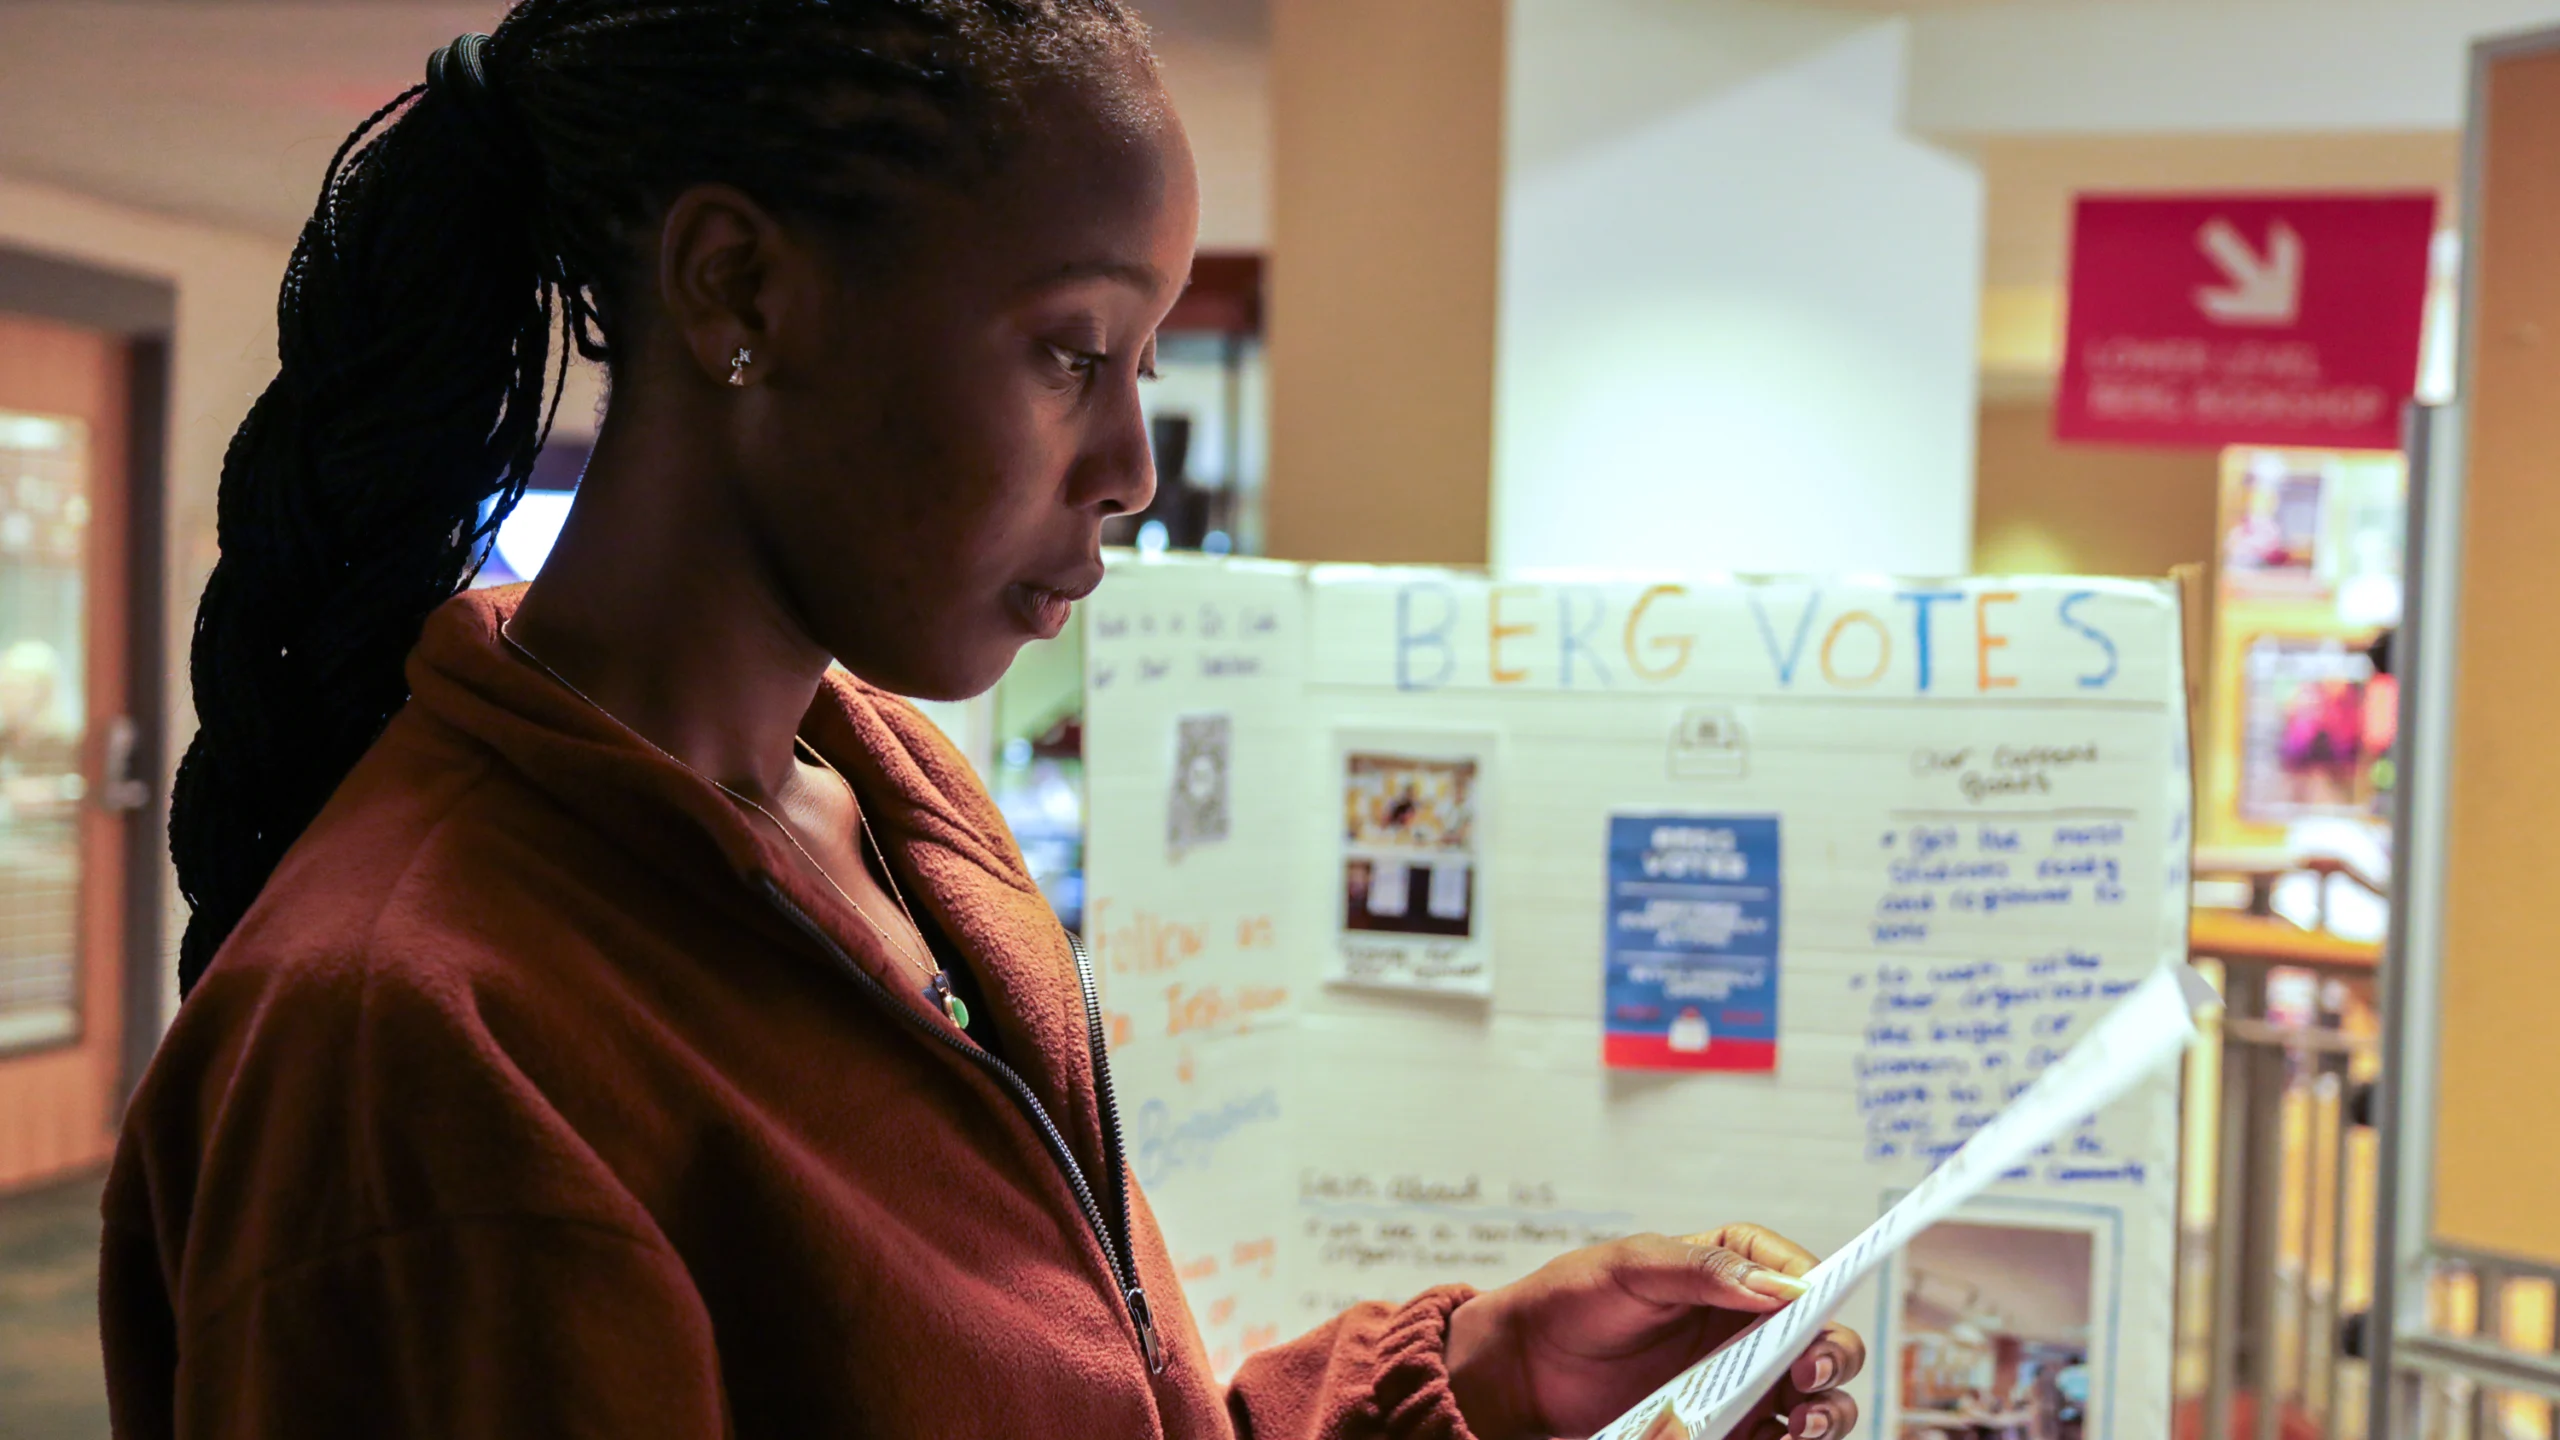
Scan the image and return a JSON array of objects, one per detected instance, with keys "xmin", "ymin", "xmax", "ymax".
[
  {"xmin": 1820, "ymin": 611, "xmax": 1891, "ymax": 688},
  {"xmin": 1490, "ymin": 586, "xmax": 1537, "ymax": 684},
  {"xmin": 1976, "ymin": 590, "xmax": 2019, "ymax": 691},
  {"xmin": 1232, "ymin": 1237, "xmax": 1278, "ymax": 1276},
  {"xmin": 1622, "ymin": 583, "xmax": 1694, "ymax": 682}
]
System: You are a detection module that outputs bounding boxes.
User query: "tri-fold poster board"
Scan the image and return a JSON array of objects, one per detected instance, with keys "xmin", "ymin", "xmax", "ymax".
[{"xmin": 1078, "ymin": 557, "xmax": 2194, "ymax": 1440}]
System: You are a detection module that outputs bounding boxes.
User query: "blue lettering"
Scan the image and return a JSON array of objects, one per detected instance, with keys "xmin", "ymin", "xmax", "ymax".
[
  {"xmin": 1395, "ymin": 584, "xmax": 1457, "ymax": 691},
  {"xmin": 1557, "ymin": 588, "xmax": 1614, "ymax": 689},
  {"xmin": 2059, "ymin": 591, "xmax": 2120, "ymax": 690},
  {"xmin": 1897, "ymin": 589, "xmax": 1964, "ymax": 693},
  {"xmin": 1856, "ymin": 1055, "xmax": 1968, "ymax": 1078},
  {"xmin": 1859, "ymin": 1085, "xmax": 1933, "ymax": 1112},
  {"xmin": 2049, "ymin": 1161, "xmax": 2149, "ymax": 1185},
  {"xmin": 1748, "ymin": 589, "xmax": 1823, "ymax": 686},
  {"xmin": 1133, "ymin": 1090, "xmax": 1284, "ymax": 1186},
  {"xmin": 1888, "ymin": 858, "xmax": 2011, "ymax": 886},
  {"xmin": 1982, "ymin": 885, "xmax": 2074, "ymax": 913},
  {"xmin": 1967, "ymin": 984, "xmax": 2049, "ymax": 1012}
]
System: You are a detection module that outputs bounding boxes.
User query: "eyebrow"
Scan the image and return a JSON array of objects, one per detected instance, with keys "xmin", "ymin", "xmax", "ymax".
[{"xmin": 1023, "ymin": 258, "xmax": 1171, "ymax": 295}]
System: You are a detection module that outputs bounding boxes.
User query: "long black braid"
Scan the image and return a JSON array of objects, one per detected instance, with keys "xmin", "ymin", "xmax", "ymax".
[{"xmin": 170, "ymin": 0, "xmax": 1152, "ymax": 995}]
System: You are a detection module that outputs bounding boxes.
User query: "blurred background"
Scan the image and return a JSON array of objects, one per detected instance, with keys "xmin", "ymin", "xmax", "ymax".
[{"xmin": 7, "ymin": 0, "xmax": 2560, "ymax": 1436}]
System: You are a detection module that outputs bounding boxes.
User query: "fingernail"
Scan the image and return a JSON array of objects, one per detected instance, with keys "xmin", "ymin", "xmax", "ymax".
[
  {"xmin": 1749, "ymin": 1268, "xmax": 1812, "ymax": 1300},
  {"xmin": 1800, "ymin": 1412, "xmax": 1834, "ymax": 1440},
  {"xmin": 1810, "ymin": 1355, "xmax": 1838, "ymax": 1390}
]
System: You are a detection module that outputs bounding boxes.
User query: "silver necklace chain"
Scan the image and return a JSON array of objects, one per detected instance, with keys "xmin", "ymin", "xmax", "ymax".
[{"xmin": 497, "ymin": 622, "xmax": 968, "ymax": 1025}]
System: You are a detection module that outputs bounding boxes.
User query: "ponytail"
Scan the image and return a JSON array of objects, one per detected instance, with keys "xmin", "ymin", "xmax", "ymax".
[
  {"xmin": 170, "ymin": 2, "xmax": 1154, "ymax": 995},
  {"xmin": 170, "ymin": 36, "xmax": 564, "ymax": 993}
]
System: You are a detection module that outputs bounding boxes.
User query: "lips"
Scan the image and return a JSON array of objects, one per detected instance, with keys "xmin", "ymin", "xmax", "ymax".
[{"xmin": 1008, "ymin": 566, "xmax": 1104, "ymax": 640}]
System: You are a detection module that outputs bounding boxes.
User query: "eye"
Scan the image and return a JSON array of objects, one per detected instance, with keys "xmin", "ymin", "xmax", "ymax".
[{"xmin": 1045, "ymin": 342, "xmax": 1102, "ymax": 381}]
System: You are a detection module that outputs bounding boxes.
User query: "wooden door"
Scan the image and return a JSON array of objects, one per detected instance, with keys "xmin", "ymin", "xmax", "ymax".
[{"xmin": 0, "ymin": 311, "xmax": 131, "ymax": 1189}]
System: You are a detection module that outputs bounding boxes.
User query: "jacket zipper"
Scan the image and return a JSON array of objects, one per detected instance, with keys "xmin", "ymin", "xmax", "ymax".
[{"xmin": 756, "ymin": 878, "xmax": 1166, "ymax": 1375}]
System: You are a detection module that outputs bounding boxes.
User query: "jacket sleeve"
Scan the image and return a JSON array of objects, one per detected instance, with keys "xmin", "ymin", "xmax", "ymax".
[
  {"xmin": 1225, "ymin": 1285, "xmax": 1483, "ymax": 1440},
  {"xmin": 101, "ymin": 951, "xmax": 732, "ymax": 1440},
  {"xmin": 149, "ymin": 1213, "xmax": 730, "ymax": 1440}
]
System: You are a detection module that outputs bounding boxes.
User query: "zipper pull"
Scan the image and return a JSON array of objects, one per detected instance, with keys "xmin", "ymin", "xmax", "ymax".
[{"xmin": 1126, "ymin": 1285, "xmax": 1166, "ymax": 1375}]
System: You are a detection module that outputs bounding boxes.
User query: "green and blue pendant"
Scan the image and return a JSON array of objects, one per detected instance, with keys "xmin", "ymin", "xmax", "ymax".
[{"xmin": 930, "ymin": 972, "xmax": 970, "ymax": 1029}]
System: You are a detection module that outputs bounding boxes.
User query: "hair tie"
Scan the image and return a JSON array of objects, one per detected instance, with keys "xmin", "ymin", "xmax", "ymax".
[{"xmin": 425, "ymin": 34, "xmax": 532, "ymax": 172}]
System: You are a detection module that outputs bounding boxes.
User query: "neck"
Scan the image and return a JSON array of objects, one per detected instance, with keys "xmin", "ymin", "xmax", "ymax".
[{"xmin": 505, "ymin": 397, "xmax": 830, "ymax": 802}]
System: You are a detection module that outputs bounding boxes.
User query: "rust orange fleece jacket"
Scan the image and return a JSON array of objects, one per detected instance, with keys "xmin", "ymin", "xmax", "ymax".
[{"xmin": 101, "ymin": 585, "xmax": 1480, "ymax": 1439}]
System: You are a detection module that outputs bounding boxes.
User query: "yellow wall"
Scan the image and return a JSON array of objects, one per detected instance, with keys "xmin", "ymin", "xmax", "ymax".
[
  {"xmin": 1263, "ymin": 0, "xmax": 1504, "ymax": 566},
  {"xmin": 1972, "ymin": 400, "xmax": 2223, "ymax": 581},
  {"xmin": 2434, "ymin": 40, "xmax": 2560, "ymax": 1267}
]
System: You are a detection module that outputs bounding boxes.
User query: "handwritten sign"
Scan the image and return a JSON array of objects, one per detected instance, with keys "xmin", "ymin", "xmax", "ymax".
[{"xmin": 1080, "ymin": 558, "xmax": 2193, "ymax": 1440}]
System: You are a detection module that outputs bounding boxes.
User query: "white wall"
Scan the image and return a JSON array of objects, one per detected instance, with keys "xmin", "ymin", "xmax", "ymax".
[
  {"xmin": 1493, "ymin": 1, "xmax": 1982, "ymax": 576},
  {"xmin": 1910, "ymin": 0, "xmax": 2560, "ymax": 137}
]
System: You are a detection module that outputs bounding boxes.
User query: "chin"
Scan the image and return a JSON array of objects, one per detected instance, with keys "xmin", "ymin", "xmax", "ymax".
[{"xmin": 862, "ymin": 634, "xmax": 1023, "ymax": 704}]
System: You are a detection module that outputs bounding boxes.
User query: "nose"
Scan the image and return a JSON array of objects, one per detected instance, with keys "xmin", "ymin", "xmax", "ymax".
[{"xmin": 1072, "ymin": 372, "xmax": 1158, "ymax": 518}]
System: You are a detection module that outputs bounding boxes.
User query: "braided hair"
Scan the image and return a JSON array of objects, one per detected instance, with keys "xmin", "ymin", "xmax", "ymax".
[{"xmin": 170, "ymin": 0, "xmax": 1153, "ymax": 994}]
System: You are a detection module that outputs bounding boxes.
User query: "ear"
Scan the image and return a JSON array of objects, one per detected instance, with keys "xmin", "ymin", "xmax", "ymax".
[{"xmin": 654, "ymin": 183, "xmax": 825, "ymax": 391}]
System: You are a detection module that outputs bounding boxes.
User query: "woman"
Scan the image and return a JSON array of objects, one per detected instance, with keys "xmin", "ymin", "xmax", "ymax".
[{"xmin": 101, "ymin": 4, "xmax": 1868, "ymax": 1436}]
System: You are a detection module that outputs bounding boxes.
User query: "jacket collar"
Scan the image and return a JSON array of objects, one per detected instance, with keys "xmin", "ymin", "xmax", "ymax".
[{"xmin": 403, "ymin": 585, "xmax": 1099, "ymax": 1150}]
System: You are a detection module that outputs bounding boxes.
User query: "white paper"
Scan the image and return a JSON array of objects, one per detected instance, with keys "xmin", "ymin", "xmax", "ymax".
[
  {"xmin": 1427, "ymin": 859, "xmax": 1471, "ymax": 920},
  {"xmin": 1367, "ymin": 861, "xmax": 1412, "ymax": 917},
  {"xmin": 1591, "ymin": 961, "xmax": 2220, "ymax": 1440}
]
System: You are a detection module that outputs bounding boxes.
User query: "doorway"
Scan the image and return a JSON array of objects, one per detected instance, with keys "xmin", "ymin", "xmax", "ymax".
[{"xmin": 0, "ymin": 249, "xmax": 172, "ymax": 1195}]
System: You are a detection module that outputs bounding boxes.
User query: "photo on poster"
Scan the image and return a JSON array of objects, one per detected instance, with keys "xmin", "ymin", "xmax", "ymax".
[
  {"xmin": 1168, "ymin": 712, "xmax": 1233, "ymax": 858},
  {"xmin": 1889, "ymin": 1215, "xmax": 2112, "ymax": 1440},
  {"xmin": 1603, "ymin": 812, "xmax": 1780, "ymax": 1072},
  {"xmin": 2237, "ymin": 635, "xmax": 2386, "ymax": 822},
  {"xmin": 2222, "ymin": 452, "xmax": 2327, "ymax": 585},
  {"xmin": 1331, "ymin": 735, "xmax": 1492, "ymax": 995}
]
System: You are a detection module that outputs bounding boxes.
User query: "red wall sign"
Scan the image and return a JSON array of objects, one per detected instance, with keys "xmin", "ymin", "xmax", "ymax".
[{"xmin": 2055, "ymin": 194, "xmax": 2438, "ymax": 451}]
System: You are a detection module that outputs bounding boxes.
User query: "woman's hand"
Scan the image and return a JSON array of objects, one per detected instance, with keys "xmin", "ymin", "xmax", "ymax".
[{"xmin": 1444, "ymin": 1225, "xmax": 1867, "ymax": 1440}]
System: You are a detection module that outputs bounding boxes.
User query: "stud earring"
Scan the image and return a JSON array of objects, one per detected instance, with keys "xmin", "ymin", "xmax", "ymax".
[{"xmin": 727, "ymin": 347, "xmax": 753, "ymax": 387}]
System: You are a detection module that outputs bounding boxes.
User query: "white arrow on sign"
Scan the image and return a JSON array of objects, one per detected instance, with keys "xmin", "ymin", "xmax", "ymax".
[{"xmin": 2194, "ymin": 217, "xmax": 2303, "ymax": 327}]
